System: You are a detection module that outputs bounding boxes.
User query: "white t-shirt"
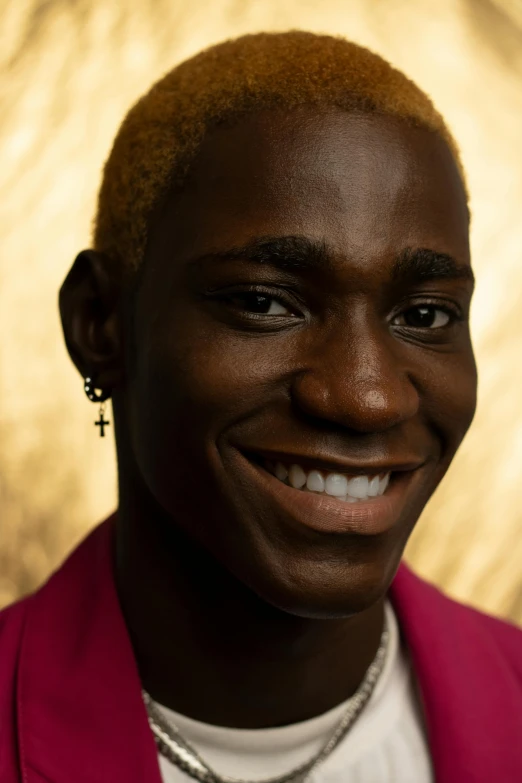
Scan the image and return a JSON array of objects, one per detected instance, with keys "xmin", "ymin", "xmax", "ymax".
[{"xmin": 154, "ymin": 600, "xmax": 433, "ymax": 782}]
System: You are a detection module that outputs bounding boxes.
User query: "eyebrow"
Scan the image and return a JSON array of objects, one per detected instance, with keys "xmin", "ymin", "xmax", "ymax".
[{"xmin": 189, "ymin": 235, "xmax": 475, "ymax": 286}]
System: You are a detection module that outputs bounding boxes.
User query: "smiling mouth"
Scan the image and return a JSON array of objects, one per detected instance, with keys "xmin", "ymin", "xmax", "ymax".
[
  {"xmin": 252, "ymin": 455, "xmax": 391, "ymax": 503},
  {"xmin": 236, "ymin": 450, "xmax": 419, "ymax": 536}
]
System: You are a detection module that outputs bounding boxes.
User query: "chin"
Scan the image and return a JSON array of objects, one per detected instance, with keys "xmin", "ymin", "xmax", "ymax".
[{"xmin": 238, "ymin": 545, "xmax": 399, "ymax": 620}]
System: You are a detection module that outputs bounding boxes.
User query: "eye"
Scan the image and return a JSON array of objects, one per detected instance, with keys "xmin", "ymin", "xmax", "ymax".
[
  {"xmin": 225, "ymin": 291, "xmax": 295, "ymax": 316},
  {"xmin": 392, "ymin": 305, "xmax": 453, "ymax": 329}
]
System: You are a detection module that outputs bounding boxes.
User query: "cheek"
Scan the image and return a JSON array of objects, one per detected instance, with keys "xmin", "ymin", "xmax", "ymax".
[
  {"xmin": 419, "ymin": 349, "xmax": 477, "ymax": 446},
  {"xmin": 163, "ymin": 331, "xmax": 288, "ymax": 416},
  {"xmin": 127, "ymin": 328, "xmax": 288, "ymax": 492}
]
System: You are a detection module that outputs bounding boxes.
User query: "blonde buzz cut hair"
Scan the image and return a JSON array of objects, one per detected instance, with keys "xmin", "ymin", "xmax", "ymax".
[{"xmin": 93, "ymin": 30, "xmax": 468, "ymax": 279}]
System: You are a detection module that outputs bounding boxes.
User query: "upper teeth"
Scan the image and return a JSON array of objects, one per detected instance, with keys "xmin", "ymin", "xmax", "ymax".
[{"xmin": 268, "ymin": 461, "xmax": 390, "ymax": 502}]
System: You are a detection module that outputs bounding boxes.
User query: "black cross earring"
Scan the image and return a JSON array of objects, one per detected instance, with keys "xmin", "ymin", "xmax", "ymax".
[{"xmin": 84, "ymin": 377, "xmax": 111, "ymax": 437}]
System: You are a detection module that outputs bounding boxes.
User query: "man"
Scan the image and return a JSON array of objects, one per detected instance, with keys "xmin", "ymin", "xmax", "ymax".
[{"xmin": 1, "ymin": 31, "xmax": 521, "ymax": 783}]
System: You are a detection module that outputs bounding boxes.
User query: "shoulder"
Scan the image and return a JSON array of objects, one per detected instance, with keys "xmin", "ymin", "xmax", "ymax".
[
  {"xmin": 0, "ymin": 595, "xmax": 31, "ymax": 678},
  {"xmin": 391, "ymin": 560, "xmax": 522, "ymax": 680},
  {"xmin": 0, "ymin": 594, "xmax": 32, "ymax": 765},
  {"xmin": 445, "ymin": 587, "xmax": 522, "ymax": 678},
  {"xmin": 391, "ymin": 564, "xmax": 522, "ymax": 778},
  {"xmin": 0, "ymin": 595, "xmax": 30, "ymax": 645}
]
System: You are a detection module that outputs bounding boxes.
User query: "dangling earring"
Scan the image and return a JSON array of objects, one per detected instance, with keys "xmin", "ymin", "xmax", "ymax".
[{"xmin": 84, "ymin": 377, "xmax": 111, "ymax": 437}]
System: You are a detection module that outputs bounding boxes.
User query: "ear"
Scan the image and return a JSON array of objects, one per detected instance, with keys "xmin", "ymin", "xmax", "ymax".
[{"xmin": 58, "ymin": 249, "xmax": 125, "ymax": 390}]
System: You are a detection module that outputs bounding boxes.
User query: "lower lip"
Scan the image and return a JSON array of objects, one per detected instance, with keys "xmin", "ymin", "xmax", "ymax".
[{"xmin": 237, "ymin": 452, "xmax": 413, "ymax": 536}]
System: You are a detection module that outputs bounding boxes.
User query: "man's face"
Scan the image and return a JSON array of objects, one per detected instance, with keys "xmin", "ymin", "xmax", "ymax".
[{"xmin": 126, "ymin": 108, "xmax": 476, "ymax": 618}]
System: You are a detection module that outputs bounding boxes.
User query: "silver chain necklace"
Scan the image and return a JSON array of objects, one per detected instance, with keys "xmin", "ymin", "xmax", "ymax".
[{"xmin": 142, "ymin": 614, "xmax": 389, "ymax": 783}]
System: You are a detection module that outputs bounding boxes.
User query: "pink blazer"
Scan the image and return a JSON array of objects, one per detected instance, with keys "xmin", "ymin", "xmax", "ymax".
[{"xmin": 0, "ymin": 512, "xmax": 521, "ymax": 782}]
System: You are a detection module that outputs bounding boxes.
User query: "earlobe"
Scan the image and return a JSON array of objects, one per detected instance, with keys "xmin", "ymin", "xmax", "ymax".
[{"xmin": 58, "ymin": 249, "xmax": 125, "ymax": 389}]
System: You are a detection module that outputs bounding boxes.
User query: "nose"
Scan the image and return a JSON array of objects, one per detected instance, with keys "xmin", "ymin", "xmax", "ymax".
[{"xmin": 290, "ymin": 324, "xmax": 419, "ymax": 433}]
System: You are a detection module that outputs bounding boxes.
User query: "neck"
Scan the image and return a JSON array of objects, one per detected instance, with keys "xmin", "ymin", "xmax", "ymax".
[{"xmin": 115, "ymin": 483, "xmax": 385, "ymax": 729}]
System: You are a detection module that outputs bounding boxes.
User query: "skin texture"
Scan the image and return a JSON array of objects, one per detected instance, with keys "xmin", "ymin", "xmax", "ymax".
[{"xmin": 59, "ymin": 107, "xmax": 476, "ymax": 728}]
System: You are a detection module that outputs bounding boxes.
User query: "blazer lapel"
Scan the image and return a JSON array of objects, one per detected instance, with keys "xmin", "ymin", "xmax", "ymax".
[
  {"xmin": 389, "ymin": 562, "xmax": 522, "ymax": 783},
  {"xmin": 17, "ymin": 514, "xmax": 162, "ymax": 783},
  {"xmin": 16, "ymin": 513, "xmax": 522, "ymax": 782}
]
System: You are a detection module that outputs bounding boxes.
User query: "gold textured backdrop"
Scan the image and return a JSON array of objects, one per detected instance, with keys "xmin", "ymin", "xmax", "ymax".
[{"xmin": 1, "ymin": 0, "xmax": 521, "ymax": 622}]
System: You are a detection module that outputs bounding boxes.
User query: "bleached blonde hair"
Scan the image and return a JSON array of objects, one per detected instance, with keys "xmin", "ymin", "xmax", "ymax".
[{"xmin": 93, "ymin": 30, "xmax": 467, "ymax": 278}]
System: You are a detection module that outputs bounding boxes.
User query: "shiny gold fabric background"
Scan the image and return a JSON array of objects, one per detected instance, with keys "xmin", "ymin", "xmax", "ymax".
[{"xmin": 1, "ymin": 0, "xmax": 521, "ymax": 622}]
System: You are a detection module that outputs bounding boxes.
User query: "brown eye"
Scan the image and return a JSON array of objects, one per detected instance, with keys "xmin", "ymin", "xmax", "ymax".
[
  {"xmin": 227, "ymin": 292, "xmax": 293, "ymax": 316},
  {"xmin": 393, "ymin": 305, "xmax": 452, "ymax": 329}
]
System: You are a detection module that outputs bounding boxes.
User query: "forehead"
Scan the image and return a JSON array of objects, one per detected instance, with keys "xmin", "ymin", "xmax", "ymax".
[{"xmin": 147, "ymin": 107, "xmax": 470, "ymax": 271}]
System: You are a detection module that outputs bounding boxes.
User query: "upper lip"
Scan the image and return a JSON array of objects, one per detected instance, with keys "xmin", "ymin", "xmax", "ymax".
[{"xmin": 240, "ymin": 448, "xmax": 425, "ymax": 476}]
